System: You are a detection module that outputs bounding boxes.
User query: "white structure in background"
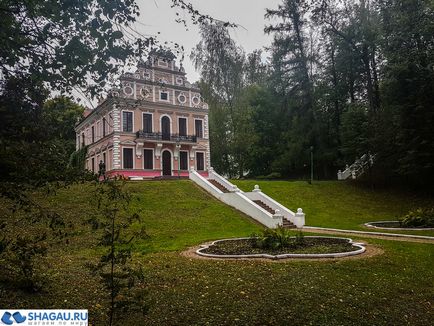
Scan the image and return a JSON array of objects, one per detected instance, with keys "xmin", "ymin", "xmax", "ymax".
[
  {"xmin": 338, "ymin": 153, "xmax": 376, "ymax": 180},
  {"xmin": 189, "ymin": 167, "xmax": 305, "ymax": 229}
]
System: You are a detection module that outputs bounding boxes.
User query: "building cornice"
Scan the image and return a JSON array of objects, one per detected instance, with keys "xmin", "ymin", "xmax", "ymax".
[
  {"xmin": 120, "ymin": 77, "xmax": 200, "ymax": 92},
  {"xmin": 75, "ymin": 97, "xmax": 208, "ymax": 131}
]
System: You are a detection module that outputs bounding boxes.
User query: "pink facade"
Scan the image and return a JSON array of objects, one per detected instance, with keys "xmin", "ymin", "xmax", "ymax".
[{"xmin": 75, "ymin": 51, "xmax": 211, "ymax": 179}]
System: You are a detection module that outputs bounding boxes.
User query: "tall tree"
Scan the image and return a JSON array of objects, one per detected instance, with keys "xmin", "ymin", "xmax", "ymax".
[
  {"xmin": 379, "ymin": 0, "xmax": 434, "ymax": 185},
  {"xmin": 265, "ymin": 0, "xmax": 317, "ymax": 177},
  {"xmin": 191, "ymin": 22, "xmax": 251, "ymax": 177}
]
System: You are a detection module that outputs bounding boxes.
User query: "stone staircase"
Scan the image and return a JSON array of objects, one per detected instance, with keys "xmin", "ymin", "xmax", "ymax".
[
  {"xmin": 208, "ymin": 179, "xmax": 230, "ymax": 193},
  {"xmin": 338, "ymin": 153, "xmax": 376, "ymax": 180},
  {"xmin": 189, "ymin": 168, "xmax": 305, "ymax": 229},
  {"xmin": 253, "ymin": 200, "xmax": 275, "ymax": 214},
  {"xmin": 253, "ymin": 200, "xmax": 296, "ymax": 228}
]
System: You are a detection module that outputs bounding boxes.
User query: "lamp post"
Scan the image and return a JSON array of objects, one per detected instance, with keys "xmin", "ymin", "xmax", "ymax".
[{"xmin": 310, "ymin": 146, "xmax": 314, "ymax": 184}]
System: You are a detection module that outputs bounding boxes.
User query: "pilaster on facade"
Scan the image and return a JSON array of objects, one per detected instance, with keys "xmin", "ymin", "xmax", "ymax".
[
  {"xmin": 204, "ymin": 115, "xmax": 209, "ymax": 140},
  {"xmin": 112, "ymin": 105, "xmax": 121, "ymax": 170},
  {"xmin": 206, "ymin": 142, "xmax": 211, "ymax": 170}
]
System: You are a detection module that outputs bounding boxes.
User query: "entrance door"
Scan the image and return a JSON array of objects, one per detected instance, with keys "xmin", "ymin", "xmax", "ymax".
[
  {"xmin": 162, "ymin": 151, "xmax": 172, "ymax": 176},
  {"xmin": 161, "ymin": 116, "xmax": 171, "ymax": 141}
]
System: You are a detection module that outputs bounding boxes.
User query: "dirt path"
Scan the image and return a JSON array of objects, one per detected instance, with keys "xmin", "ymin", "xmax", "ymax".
[
  {"xmin": 181, "ymin": 242, "xmax": 384, "ymax": 262},
  {"xmin": 302, "ymin": 227, "xmax": 434, "ymax": 244}
]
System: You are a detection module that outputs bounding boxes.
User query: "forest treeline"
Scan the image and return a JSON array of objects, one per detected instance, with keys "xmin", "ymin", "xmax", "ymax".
[{"xmin": 192, "ymin": 0, "xmax": 434, "ymax": 187}]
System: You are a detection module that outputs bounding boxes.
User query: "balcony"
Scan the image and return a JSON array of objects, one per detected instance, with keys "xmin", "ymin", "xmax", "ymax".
[{"xmin": 136, "ymin": 130, "xmax": 197, "ymax": 143}]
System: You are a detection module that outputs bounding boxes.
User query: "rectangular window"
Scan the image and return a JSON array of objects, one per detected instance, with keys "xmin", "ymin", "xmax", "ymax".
[
  {"xmin": 143, "ymin": 113, "xmax": 153, "ymax": 133},
  {"xmin": 122, "ymin": 111, "xmax": 133, "ymax": 132},
  {"xmin": 180, "ymin": 151, "xmax": 188, "ymax": 170},
  {"xmin": 103, "ymin": 118, "xmax": 106, "ymax": 137},
  {"xmin": 123, "ymin": 148, "xmax": 134, "ymax": 169},
  {"xmin": 81, "ymin": 133, "xmax": 85, "ymax": 147},
  {"xmin": 96, "ymin": 121, "xmax": 101, "ymax": 139},
  {"xmin": 160, "ymin": 91, "xmax": 168, "ymax": 101},
  {"xmin": 196, "ymin": 152, "xmax": 204, "ymax": 171},
  {"xmin": 158, "ymin": 59, "xmax": 168, "ymax": 67},
  {"xmin": 103, "ymin": 152, "xmax": 106, "ymax": 164},
  {"xmin": 195, "ymin": 120, "xmax": 203, "ymax": 138},
  {"xmin": 91, "ymin": 157, "xmax": 95, "ymax": 172},
  {"xmin": 179, "ymin": 118, "xmax": 187, "ymax": 136},
  {"xmin": 143, "ymin": 149, "xmax": 153, "ymax": 169}
]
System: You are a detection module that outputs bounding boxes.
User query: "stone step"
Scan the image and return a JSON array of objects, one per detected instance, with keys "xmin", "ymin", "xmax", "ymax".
[
  {"xmin": 282, "ymin": 220, "xmax": 296, "ymax": 228},
  {"xmin": 253, "ymin": 200, "xmax": 296, "ymax": 228},
  {"xmin": 208, "ymin": 179, "xmax": 230, "ymax": 193},
  {"xmin": 253, "ymin": 200, "xmax": 275, "ymax": 214}
]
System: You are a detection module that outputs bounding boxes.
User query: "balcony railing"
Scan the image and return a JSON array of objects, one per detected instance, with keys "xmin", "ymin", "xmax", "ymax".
[{"xmin": 136, "ymin": 130, "xmax": 197, "ymax": 143}]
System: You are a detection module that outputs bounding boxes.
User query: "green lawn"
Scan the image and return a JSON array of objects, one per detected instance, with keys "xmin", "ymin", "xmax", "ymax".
[
  {"xmin": 0, "ymin": 180, "xmax": 433, "ymax": 325},
  {"xmin": 233, "ymin": 180, "xmax": 434, "ymax": 236}
]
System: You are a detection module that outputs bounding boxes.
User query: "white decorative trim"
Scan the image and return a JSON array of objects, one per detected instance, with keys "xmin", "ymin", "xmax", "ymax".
[
  {"xmin": 121, "ymin": 110, "xmax": 134, "ymax": 132},
  {"xmin": 122, "ymin": 146, "xmax": 135, "ymax": 169},
  {"xmin": 364, "ymin": 221, "xmax": 434, "ymax": 231},
  {"xmin": 161, "ymin": 149, "xmax": 173, "ymax": 176},
  {"xmin": 196, "ymin": 237, "xmax": 366, "ymax": 259},
  {"xmin": 179, "ymin": 150, "xmax": 189, "ymax": 171},
  {"xmin": 195, "ymin": 151, "xmax": 206, "ymax": 171},
  {"xmin": 192, "ymin": 94, "xmax": 201, "ymax": 106},
  {"xmin": 143, "ymin": 148, "xmax": 154, "ymax": 170},
  {"xmin": 135, "ymin": 142, "xmax": 143, "ymax": 158},
  {"xmin": 159, "ymin": 90, "xmax": 170, "ymax": 102},
  {"xmin": 178, "ymin": 92, "xmax": 187, "ymax": 104},
  {"xmin": 155, "ymin": 143, "xmax": 163, "ymax": 158},
  {"xmin": 176, "ymin": 76, "xmax": 184, "ymax": 85},
  {"xmin": 160, "ymin": 114, "xmax": 172, "ymax": 134},
  {"xmin": 143, "ymin": 70, "xmax": 151, "ymax": 80},
  {"xmin": 158, "ymin": 59, "xmax": 168, "ymax": 67},
  {"xmin": 142, "ymin": 112, "xmax": 154, "ymax": 132},
  {"xmin": 194, "ymin": 118, "xmax": 204, "ymax": 138},
  {"xmin": 140, "ymin": 86, "xmax": 152, "ymax": 99},
  {"xmin": 303, "ymin": 226, "xmax": 434, "ymax": 240},
  {"xmin": 112, "ymin": 105, "xmax": 121, "ymax": 169},
  {"xmin": 123, "ymin": 85, "xmax": 134, "ymax": 96},
  {"xmin": 178, "ymin": 116, "xmax": 188, "ymax": 135}
]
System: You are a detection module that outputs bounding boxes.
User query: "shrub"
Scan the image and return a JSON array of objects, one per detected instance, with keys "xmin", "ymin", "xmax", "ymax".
[
  {"xmin": 256, "ymin": 172, "xmax": 282, "ymax": 180},
  {"xmin": 250, "ymin": 227, "xmax": 304, "ymax": 249},
  {"xmin": 400, "ymin": 208, "xmax": 434, "ymax": 228}
]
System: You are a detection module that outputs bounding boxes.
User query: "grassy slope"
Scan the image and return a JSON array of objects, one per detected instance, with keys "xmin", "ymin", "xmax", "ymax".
[
  {"xmin": 233, "ymin": 180, "xmax": 434, "ymax": 236},
  {"xmin": 0, "ymin": 180, "xmax": 433, "ymax": 325}
]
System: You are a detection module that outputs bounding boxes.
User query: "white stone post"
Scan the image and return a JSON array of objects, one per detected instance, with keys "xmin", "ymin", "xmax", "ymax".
[
  {"xmin": 294, "ymin": 208, "xmax": 305, "ymax": 228},
  {"xmin": 252, "ymin": 185, "xmax": 261, "ymax": 192},
  {"xmin": 272, "ymin": 209, "xmax": 284, "ymax": 226}
]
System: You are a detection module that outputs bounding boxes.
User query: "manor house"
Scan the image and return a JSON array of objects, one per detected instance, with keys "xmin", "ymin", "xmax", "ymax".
[{"xmin": 75, "ymin": 50, "xmax": 210, "ymax": 179}]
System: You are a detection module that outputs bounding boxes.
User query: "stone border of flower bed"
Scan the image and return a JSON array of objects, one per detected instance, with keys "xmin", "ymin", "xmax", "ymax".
[
  {"xmin": 364, "ymin": 221, "xmax": 434, "ymax": 231},
  {"xmin": 195, "ymin": 236, "xmax": 366, "ymax": 260}
]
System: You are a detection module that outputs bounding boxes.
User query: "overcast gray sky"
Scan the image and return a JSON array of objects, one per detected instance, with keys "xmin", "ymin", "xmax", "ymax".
[
  {"xmin": 78, "ymin": 0, "xmax": 281, "ymax": 106},
  {"xmin": 134, "ymin": 0, "xmax": 281, "ymax": 82}
]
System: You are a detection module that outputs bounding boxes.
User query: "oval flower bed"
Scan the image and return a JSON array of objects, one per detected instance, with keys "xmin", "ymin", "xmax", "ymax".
[
  {"xmin": 364, "ymin": 221, "xmax": 434, "ymax": 230},
  {"xmin": 196, "ymin": 236, "xmax": 366, "ymax": 259}
]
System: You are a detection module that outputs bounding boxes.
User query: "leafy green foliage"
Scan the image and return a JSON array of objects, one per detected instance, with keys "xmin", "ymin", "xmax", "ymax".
[
  {"xmin": 400, "ymin": 208, "xmax": 434, "ymax": 228},
  {"xmin": 87, "ymin": 180, "xmax": 148, "ymax": 325},
  {"xmin": 0, "ymin": 76, "xmax": 92, "ymax": 184},
  {"xmin": 1, "ymin": 181, "xmax": 433, "ymax": 325},
  {"xmin": 195, "ymin": 0, "xmax": 434, "ymax": 186},
  {"xmin": 233, "ymin": 179, "xmax": 434, "ymax": 236},
  {"xmin": 0, "ymin": 0, "xmax": 147, "ymax": 97},
  {"xmin": 0, "ymin": 182, "xmax": 72, "ymax": 291},
  {"xmin": 251, "ymin": 227, "xmax": 305, "ymax": 250}
]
